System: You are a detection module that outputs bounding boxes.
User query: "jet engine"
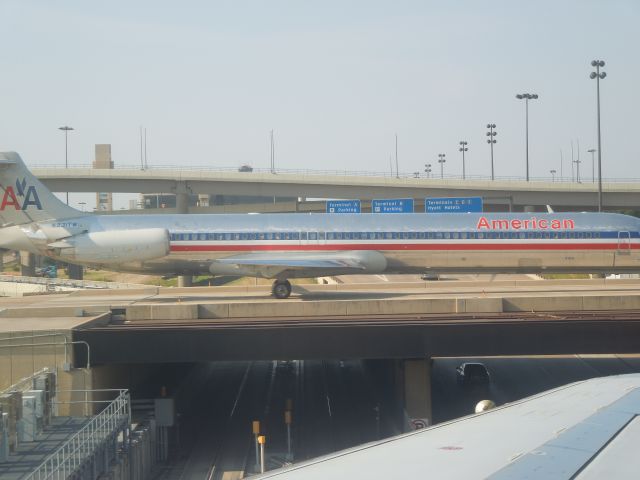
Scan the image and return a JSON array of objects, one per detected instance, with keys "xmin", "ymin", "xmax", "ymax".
[{"xmin": 48, "ymin": 228, "xmax": 170, "ymax": 264}]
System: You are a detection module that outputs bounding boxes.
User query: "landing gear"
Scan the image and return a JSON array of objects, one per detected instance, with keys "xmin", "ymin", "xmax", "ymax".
[{"xmin": 272, "ymin": 279, "xmax": 292, "ymax": 299}]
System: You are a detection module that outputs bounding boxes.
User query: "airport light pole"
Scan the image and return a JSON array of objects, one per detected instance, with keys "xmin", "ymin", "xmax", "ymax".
[
  {"xmin": 587, "ymin": 148, "xmax": 597, "ymax": 183},
  {"xmin": 574, "ymin": 158, "xmax": 581, "ymax": 183},
  {"xmin": 458, "ymin": 141, "xmax": 468, "ymax": 179},
  {"xmin": 58, "ymin": 125, "xmax": 74, "ymax": 204},
  {"xmin": 438, "ymin": 154, "xmax": 446, "ymax": 179},
  {"xmin": 515, "ymin": 93, "xmax": 538, "ymax": 181},
  {"xmin": 590, "ymin": 60, "xmax": 606, "ymax": 211},
  {"xmin": 424, "ymin": 163, "xmax": 432, "ymax": 178},
  {"xmin": 550, "ymin": 169, "xmax": 556, "ymax": 182},
  {"xmin": 486, "ymin": 124, "xmax": 497, "ymax": 180}
]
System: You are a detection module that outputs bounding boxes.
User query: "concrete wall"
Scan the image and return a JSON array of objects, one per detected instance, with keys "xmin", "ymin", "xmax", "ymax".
[{"xmin": 0, "ymin": 330, "xmax": 91, "ymax": 416}]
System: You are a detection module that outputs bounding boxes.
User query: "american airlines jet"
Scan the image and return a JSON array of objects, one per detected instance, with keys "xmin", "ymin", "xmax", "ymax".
[{"xmin": 1, "ymin": 151, "xmax": 639, "ymax": 298}]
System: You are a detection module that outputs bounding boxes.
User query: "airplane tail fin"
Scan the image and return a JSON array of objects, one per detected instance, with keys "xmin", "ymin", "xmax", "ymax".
[{"xmin": 0, "ymin": 152, "xmax": 81, "ymax": 226}]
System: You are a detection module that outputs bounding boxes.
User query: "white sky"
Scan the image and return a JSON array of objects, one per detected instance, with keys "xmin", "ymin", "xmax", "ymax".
[{"xmin": 0, "ymin": 1, "xmax": 638, "ymax": 209}]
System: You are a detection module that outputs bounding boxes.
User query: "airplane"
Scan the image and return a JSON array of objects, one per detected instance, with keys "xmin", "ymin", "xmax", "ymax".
[{"xmin": 1, "ymin": 151, "xmax": 640, "ymax": 299}]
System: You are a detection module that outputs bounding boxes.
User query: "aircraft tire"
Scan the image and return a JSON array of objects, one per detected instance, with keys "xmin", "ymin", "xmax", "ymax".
[{"xmin": 272, "ymin": 280, "xmax": 292, "ymax": 299}]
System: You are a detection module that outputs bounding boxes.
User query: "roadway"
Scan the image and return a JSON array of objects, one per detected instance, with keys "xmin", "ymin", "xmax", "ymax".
[
  {"xmin": 152, "ymin": 360, "xmax": 385, "ymax": 479},
  {"xmin": 131, "ymin": 355, "xmax": 640, "ymax": 478},
  {"xmin": 431, "ymin": 355, "xmax": 640, "ymax": 424}
]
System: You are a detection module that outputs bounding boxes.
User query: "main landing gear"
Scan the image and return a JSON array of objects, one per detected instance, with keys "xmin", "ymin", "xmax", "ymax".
[{"xmin": 272, "ymin": 279, "xmax": 292, "ymax": 299}]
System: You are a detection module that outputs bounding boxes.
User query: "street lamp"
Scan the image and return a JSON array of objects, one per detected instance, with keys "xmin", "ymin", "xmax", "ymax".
[
  {"xmin": 515, "ymin": 93, "xmax": 539, "ymax": 181},
  {"xmin": 486, "ymin": 124, "xmax": 497, "ymax": 180},
  {"xmin": 550, "ymin": 169, "xmax": 556, "ymax": 182},
  {"xmin": 573, "ymin": 158, "xmax": 581, "ymax": 183},
  {"xmin": 590, "ymin": 60, "xmax": 606, "ymax": 211},
  {"xmin": 458, "ymin": 141, "xmax": 468, "ymax": 179},
  {"xmin": 58, "ymin": 125, "xmax": 74, "ymax": 204},
  {"xmin": 438, "ymin": 153, "xmax": 446, "ymax": 179},
  {"xmin": 424, "ymin": 163, "xmax": 432, "ymax": 178},
  {"xmin": 587, "ymin": 148, "xmax": 597, "ymax": 183}
]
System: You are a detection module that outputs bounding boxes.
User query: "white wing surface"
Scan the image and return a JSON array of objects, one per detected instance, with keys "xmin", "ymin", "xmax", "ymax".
[
  {"xmin": 208, "ymin": 250, "xmax": 387, "ymax": 278},
  {"xmin": 256, "ymin": 374, "xmax": 640, "ymax": 480}
]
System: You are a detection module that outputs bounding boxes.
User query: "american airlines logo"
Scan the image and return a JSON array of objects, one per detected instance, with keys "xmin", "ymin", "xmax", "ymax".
[
  {"xmin": 477, "ymin": 217, "xmax": 575, "ymax": 230},
  {"xmin": 0, "ymin": 178, "xmax": 43, "ymax": 211}
]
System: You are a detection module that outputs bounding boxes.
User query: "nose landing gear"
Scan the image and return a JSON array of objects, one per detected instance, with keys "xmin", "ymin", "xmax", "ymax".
[{"xmin": 272, "ymin": 279, "xmax": 292, "ymax": 299}]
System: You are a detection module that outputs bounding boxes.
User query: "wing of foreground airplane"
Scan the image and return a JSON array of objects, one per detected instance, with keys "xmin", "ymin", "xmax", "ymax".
[{"xmin": 257, "ymin": 374, "xmax": 640, "ymax": 480}]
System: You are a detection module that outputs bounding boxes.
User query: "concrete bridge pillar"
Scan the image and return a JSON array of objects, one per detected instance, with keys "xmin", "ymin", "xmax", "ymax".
[
  {"xmin": 68, "ymin": 264, "xmax": 84, "ymax": 280},
  {"xmin": 20, "ymin": 251, "xmax": 36, "ymax": 277},
  {"xmin": 175, "ymin": 182, "xmax": 193, "ymax": 287},
  {"xmin": 401, "ymin": 358, "xmax": 432, "ymax": 429},
  {"xmin": 176, "ymin": 193, "xmax": 189, "ymax": 214},
  {"xmin": 174, "ymin": 181, "xmax": 192, "ymax": 214}
]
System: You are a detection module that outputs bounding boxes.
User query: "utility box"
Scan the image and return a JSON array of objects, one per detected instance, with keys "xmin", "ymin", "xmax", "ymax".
[
  {"xmin": 33, "ymin": 372, "xmax": 55, "ymax": 424},
  {"xmin": 0, "ymin": 412, "xmax": 9, "ymax": 462},
  {"xmin": 154, "ymin": 398, "xmax": 175, "ymax": 427},
  {"xmin": 0, "ymin": 392, "xmax": 22, "ymax": 452},
  {"xmin": 25, "ymin": 390, "xmax": 45, "ymax": 432},
  {"xmin": 19, "ymin": 396, "xmax": 37, "ymax": 442}
]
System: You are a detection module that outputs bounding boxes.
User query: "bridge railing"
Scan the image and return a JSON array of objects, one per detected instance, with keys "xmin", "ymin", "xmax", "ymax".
[
  {"xmin": 25, "ymin": 389, "xmax": 130, "ymax": 480},
  {"xmin": 30, "ymin": 164, "xmax": 634, "ymax": 183}
]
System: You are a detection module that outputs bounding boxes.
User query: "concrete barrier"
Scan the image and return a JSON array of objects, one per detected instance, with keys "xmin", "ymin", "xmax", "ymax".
[
  {"xmin": 502, "ymin": 296, "xmax": 584, "ymax": 312},
  {"xmin": 126, "ymin": 304, "xmax": 198, "ymax": 321},
  {"xmin": 455, "ymin": 297, "xmax": 503, "ymax": 313},
  {"xmin": 582, "ymin": 294, "xmax": 640, "ymax": 311}
]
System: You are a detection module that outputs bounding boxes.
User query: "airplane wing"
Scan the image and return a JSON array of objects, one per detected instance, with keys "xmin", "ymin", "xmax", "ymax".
[
  {"xmin": 256, "ymin": 374, "xmax": 640, "ymax": 480},
  {"xmin": 208, "ymin": 250, "xmax": 387, "ymax": 278}
]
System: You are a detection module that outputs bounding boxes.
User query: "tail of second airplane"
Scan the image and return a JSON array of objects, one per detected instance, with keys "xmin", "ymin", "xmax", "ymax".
[{"xmin": 0, "ymin": 151, "xmax": 81, "ymax": 226}]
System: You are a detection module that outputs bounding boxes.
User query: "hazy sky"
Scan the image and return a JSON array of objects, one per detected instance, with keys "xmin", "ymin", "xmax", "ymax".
[{"xmin": 1, "ymin": 1, "xmax": 639, "ymax": 205}]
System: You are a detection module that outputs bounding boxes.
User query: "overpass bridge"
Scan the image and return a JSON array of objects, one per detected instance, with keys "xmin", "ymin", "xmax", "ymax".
[
  {"xmin": 2, "ymin": 279, "xmax": 640, "ymax": 425},
  {"xmin": 31, "ymin": 165, "xmax": 640, "ymax": 211}
]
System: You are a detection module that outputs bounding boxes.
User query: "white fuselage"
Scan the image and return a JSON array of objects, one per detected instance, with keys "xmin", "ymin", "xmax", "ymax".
[{"xmin": 4, "ymin": 211, "xmax": 639, "ymax": 278}]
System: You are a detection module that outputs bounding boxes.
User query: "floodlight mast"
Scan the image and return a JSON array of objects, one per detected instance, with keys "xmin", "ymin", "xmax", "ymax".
[
  {"xmin": 515, "ymin": 94, "xmax": 538, "ymax": 181},
  {"xmin": 590, "ymin": 60, "xmax": 606, "ymax": 211}
]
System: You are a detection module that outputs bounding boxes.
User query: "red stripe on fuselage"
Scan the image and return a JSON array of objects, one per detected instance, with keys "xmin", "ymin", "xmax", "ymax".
[{"xmin": 169, "ymin": 242, "xmax": 639, "ymax": 252}]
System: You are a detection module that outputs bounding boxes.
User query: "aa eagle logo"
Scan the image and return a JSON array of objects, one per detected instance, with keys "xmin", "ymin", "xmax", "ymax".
[{"xmin": 0, "ymin": 178, "xmax": 43, "ymax": 210}]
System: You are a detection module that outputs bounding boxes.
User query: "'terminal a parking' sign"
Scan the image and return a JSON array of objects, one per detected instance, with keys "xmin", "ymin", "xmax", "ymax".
[
  {"xmin": 326, "ymin": 200, "xmax": 361, "ymax": 213},
  {"xmin": 425, "ymin": 197, "xmax": 483, "ymax": 213},
  {"xmin": 372, "ymin": 198, "xmax": 414, "ymax": 213}
]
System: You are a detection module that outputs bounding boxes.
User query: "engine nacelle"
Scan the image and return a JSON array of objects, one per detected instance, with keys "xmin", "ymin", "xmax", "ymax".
[{"xmin": 49, "ymin": 228, "xmax": 170, "ymax": 264}]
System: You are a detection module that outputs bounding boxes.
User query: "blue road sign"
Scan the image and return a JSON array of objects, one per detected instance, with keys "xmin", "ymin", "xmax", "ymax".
[
  {"xmin": 425, "ymin": 197, "xmax": 483, "ymax": 213},
  {"xmin": 326, "ymin": 199, "xmax": 361, "ymax": 214},
  {"xmin": 372, "ymin": 198, "xmax": 414, "ymax": 213}
]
